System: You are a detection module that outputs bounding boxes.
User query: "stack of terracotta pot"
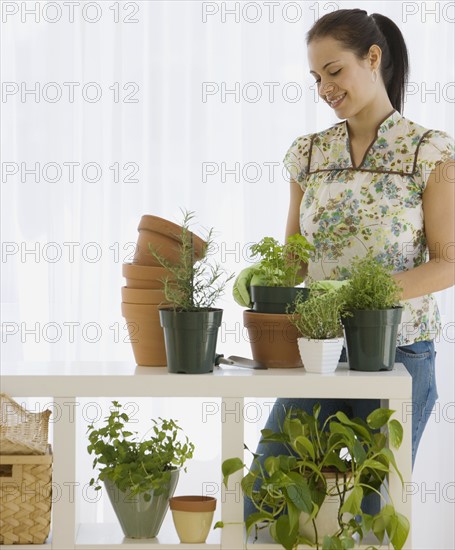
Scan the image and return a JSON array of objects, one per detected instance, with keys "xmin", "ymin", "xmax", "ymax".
[{"xmin": 121, "ymin": 215, "xmax": 205, "ymax": 367}]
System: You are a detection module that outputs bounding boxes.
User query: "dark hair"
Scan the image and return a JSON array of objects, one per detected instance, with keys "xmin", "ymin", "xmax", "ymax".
[{"xmin": 306, "ymin": 9, "xmax": 409, "ymax": 114}]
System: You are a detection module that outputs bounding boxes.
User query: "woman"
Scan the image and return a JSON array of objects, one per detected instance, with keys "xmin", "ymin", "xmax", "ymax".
[{"xmin": 239, "ymin": 8, "xmax": 454, "ymax": 516}]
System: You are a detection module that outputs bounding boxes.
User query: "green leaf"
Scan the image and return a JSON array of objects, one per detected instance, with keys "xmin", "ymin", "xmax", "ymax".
[
  {"xmin": 221, "ymin": 457, "xmax": 244, "ymax": 487},
  {"xmin": 335, "ymin": 411, "xmax": 372, "ymax": 442},
  {"xmin": 323, "ymin": 536, "xmax": 343, "ymax": 549},
  {"xmin": 264, "ymin": 456, "xmax": 280, "ymax": 476},
  {"xmin": 286, "ymin": 500, "xmax": 301, "ymax": 534},
  {"xmin": 329, "ymin": 422, "xmax": 355, "ymax": 445},
  {"xmin": 390, "ymin": 511, "xmax": 410, "ymax": 550},
  {"xmin": 245, "ymin": 511, "xmax": 273, "ymax": 538},
  {"xmin": 241, "ymin": 471, "xmax": 258, "ymax": 498},
  {"xmin": 285, "ymin": 473, "xmax": 313, "ymax": 513},
  {"xmin": 340, "ymin": 486, "xmax": 363, "ymax": 515},
  {"xmin": 324, "ymin": 451, "xmax": 348, "ymax": 472},
  {"xmin": 273, "ymin": 515, "xmax": 298, "ymax": 550},
  {"xmin": 283, "ymin": 417, "xmax": 305, "ymax": 439},
  {"xmin": 367, "ymin": 408, "xmax": 395, "ymax": 429},
  {"xmin": 352, "ymin": 439, "xmax": 367, "ymax": 465},
  {"xmin": 372, "ymin": 505, "xmax": 395, "ymax": 544},
  {"xmin": 379, "ymin": 448, "xmax": 404, "ymax": 485},
  {"xmin": 362, "ymin": 458, "xmax": 390, "ymax": 472},
  {"xmin": 213, "ymin": 521, "xmax": 224, "ymax": 529},
  {"xmin": 293, "ymin": 435, "xmax": 315, "ymax": 460},
  {"xmin": 388, "ymin": 419, "xmax": 403, "ymax": 449}
]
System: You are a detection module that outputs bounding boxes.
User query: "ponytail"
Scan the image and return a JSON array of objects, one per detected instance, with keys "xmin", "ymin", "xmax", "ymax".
[
  {"xmin": 370, "ymin": 13, "xmax": 409, "ymax": 114},
  {"xmin": 306, "ymin": 9, "xmax": 409, "ymax": 113}
]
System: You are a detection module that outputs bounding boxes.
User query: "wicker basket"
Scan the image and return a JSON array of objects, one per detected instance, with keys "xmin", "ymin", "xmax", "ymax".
[
  {"xmin": 0, "ymin": 445, "xmax": 52, "ymax": 544},
  {"xmin": 0, "ymin": 394, "xmax": 51, "ymax": 455}
]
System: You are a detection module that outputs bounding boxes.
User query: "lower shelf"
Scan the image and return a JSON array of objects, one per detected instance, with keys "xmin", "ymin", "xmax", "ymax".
[
  {"xmin": 0, "ymin": 523, "xmax": 392, "ymax": 549},
  {"xmin": 75, "ymin": 518, "xmax": 221, "ymax": 549}
]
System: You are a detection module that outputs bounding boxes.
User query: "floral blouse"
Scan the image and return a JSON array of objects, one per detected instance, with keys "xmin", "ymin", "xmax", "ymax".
[{"xmin": 283, "ymin": 109, "xmax": 455, "ymax": 345}]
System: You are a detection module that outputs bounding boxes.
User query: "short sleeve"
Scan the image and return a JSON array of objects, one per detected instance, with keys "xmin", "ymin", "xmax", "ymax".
[
  {"xmin": 416, "ymin": 130, "xmax": 455, "ymax": 190},
  {"xmin": 282, "ymin": 133, "xmax": 313, "ymax": 190}
]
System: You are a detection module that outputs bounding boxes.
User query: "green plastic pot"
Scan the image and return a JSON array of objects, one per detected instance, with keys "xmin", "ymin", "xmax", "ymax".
[
  {"xmin": 104, "ymin": 469, "xmax": 179, "ymax": 539},
  {"xmin": 342, "ymin": 307, "xmax": 403, "ymax": 371},
  {"xmin": 159, "ymin": 308, "xmax": 223, "ymax": 374},
  {"xmin": 250, "ymin": 286, "xmax": 309, "ymax": 313}
]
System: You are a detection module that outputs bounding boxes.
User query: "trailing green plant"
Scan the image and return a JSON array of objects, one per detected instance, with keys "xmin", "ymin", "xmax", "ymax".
[
  {"xmin": 148, "ymin": 209, "xmax": 234, "ymax": 311},
  {"xmin": 219, "ymin": 404, "xmax": 409, "ymax": 550},
  {"xmin": 288, "ymin": 286, "xmax": 344, "ymax": 340},
  {"xmin": 87, "ymin": 401, "xmax": 195, "ymax": 500},
  {"xmin": 339, "ymin": 252, "xmax": 402, "ymax": 311},
  {"xmin": 249, "ymin": 234, "xmax": 314, "ymax": 287}
]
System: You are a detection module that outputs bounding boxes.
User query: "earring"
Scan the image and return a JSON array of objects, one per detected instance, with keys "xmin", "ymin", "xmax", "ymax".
[{"xmin": 371, "ymin": 70, "xmax": 378, "ymax": 83}]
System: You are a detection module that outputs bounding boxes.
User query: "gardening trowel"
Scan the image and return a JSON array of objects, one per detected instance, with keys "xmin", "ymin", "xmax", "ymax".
[{"xmin": 214, "ymin": 353, "xmax": 267, "ymax": 370}]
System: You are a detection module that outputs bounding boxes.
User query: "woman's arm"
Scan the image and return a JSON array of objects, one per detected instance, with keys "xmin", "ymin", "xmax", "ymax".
[
  {"xmin": 285, "ymin": 178, "xmax": 308, "ymax": 278},
  {"xmin": 393, "ymin": 159, "xmax": 455, "ymax": 300}
]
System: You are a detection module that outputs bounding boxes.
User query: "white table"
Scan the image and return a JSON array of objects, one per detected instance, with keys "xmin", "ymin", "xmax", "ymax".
[{"xmin": 0, "ymin": 361, "xmax": 412, "ymax": 549}]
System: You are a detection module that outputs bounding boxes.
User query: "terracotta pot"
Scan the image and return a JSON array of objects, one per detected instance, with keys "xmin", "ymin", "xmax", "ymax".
[
  {"xmin": 243, "ymin": 310, "xmax": 303, "ymax": 368},
  {"xmin": 121, "ymin": 286, "xmax": 166, "ymax": 305},
  {"xmin": 169, "ymin": 496, "xmax": 216, "ymax": 543},
  {"xmin": 133, "ymin": 215, "xmax": 206, "ymax": 267},
  {"xmin": 122, "ymin": 263, "xmax": 170, "ymax": 290},
  {"xmin": 121, "ymin": 302, "xmax": 169, "ymax": 366}
]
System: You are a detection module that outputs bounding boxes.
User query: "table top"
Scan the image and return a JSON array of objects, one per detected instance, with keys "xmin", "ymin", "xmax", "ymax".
[{"xmin": 0, "ymin": 361, "xmax": 411, "ymax": 398}]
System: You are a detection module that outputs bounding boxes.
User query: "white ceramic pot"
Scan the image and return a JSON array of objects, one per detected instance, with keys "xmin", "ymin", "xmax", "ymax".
[
  {"xmin": 297, "ymin": 337, "xmax": 344, "ymax": 373},
  {"xmin": 299, "ymin": 474, "xmax": 352, "ymax": 541}
]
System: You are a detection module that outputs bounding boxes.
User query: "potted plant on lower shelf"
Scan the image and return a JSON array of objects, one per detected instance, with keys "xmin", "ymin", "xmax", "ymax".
[
  {"xmin": 87, "ymin": 401, "xmax": 195, "ymax": 539},
  {"xmin": 149, "ymin": 210, "xmax": 234, "ymax": 374},
  {"xmin": 289, "ymin": 285, "xmax": 345, "ymax": 373},
  {"xmin": 339, "ymin": 252, "xmax": 403, "ymax": 372},
  {"xmin": 220, "ymin": 404, "xmax": 409, "ymax": 550}
]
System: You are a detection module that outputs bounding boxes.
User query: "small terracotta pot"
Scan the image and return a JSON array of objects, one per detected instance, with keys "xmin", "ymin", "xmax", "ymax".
[
  {"xmin": 121, "ymin": 286, "xmax": 166, "ymax": 305},
  {"xmin": 133, "ymin": 215, "xmax": 206, "ymax": 267},
  {"xmin": 122, "ymin": 263, "xmax": 170, "ymax": 290},
  {"xmin": 121, "ymin": 302, "xmax": 169, "ymax": 366},
  {"xmin": 169, "ymin": 496, "xmax": 216, "ymax": 544},
  {"xmin": 243, "ymin": 310, "xmax": 303, "ymax": 368}
]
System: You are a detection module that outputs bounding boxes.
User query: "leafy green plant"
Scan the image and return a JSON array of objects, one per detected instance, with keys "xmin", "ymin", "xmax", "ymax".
[
  {"xmin": 339, "ymin": 252, "xmax": 402, "ymax": 311},
  {"xmin": 87, "ymin": 401, "xmax": 195, "ymax": 500},
  {"xmin": 149, "ymin": 210, "xmax": 234, "ymax": 311},
  {"xmin": 219, "ymin": 404, "xmax": 409, "ymax": 550},
  {"xmin": 288, "ymin": 286, "xmax": 344, "ymax": 340},
  {"xmin": 249, "ymin": 234, "xmax": 314, "ymax": 287}
]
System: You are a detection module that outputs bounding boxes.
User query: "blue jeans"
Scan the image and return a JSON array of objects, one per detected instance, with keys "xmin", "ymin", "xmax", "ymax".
[{"xmin": 244, "ymin": 340, "xmax": 437, "ymax": 518}]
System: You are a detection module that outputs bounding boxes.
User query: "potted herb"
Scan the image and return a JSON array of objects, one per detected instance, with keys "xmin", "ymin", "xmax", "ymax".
[
  {"xmin": 289, "ymin": 286, "xmax": 345, "ymax": 373},
  {"xmin": 339, "ymin": 252, "xmax": 403, "ymax": 372},
  {"xmin": 220, "ymin": 404, "xmax": 409, "ymax": 549},
  {"xmin": 87, "ymin": 401, "xmax": 195, "ymax": 539},
  {"xmin": 237, "ymin": 234, "xmax": 314, "ymax": 369},
  {"xmin": 149, "ymin": 210, "xmax": 234, "ymax": 374},
  {"xmin": 249, "ymin": 234, "xmax": 314, "ymax": 313}
]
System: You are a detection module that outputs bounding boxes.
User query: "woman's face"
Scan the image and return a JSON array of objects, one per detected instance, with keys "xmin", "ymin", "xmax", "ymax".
[{"xmin": 307, "ymin": 36, "xmax": 379, "ymax": 116}]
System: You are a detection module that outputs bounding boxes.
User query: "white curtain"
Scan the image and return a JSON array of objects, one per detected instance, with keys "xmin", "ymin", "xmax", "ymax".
[{"xmin": 2, "ymin": 1, "xmax": 454, "ymax": 547}]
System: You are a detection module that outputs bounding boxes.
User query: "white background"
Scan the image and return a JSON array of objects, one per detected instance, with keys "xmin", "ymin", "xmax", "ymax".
[{"xmin": 1, "ymin": 1, "xmax": 454, "ymax": 548}]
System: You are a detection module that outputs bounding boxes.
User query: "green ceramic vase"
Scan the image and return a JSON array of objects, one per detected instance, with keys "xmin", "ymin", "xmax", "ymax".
[{"xmin": 104, "ymin": 469, "xmax": 179, "ymax": 538}]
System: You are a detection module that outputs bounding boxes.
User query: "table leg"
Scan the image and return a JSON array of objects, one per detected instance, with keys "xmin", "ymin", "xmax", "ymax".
[
  {"xmin": 221, "ymin": 397, "xmax": 244, "ymax": 549},
  {"xmin": 52, "ymin": 397, "xmax": 76, "ymax": 549},
  {"xmin": 389, "ymin": 397, "xmax": 413, "ymax": 550}
]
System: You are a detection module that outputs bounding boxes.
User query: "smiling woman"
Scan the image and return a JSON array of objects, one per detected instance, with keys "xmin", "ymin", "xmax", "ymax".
[{"xmin": 241, "ymin": 6, "xmax": 455, "ymax": 525}]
